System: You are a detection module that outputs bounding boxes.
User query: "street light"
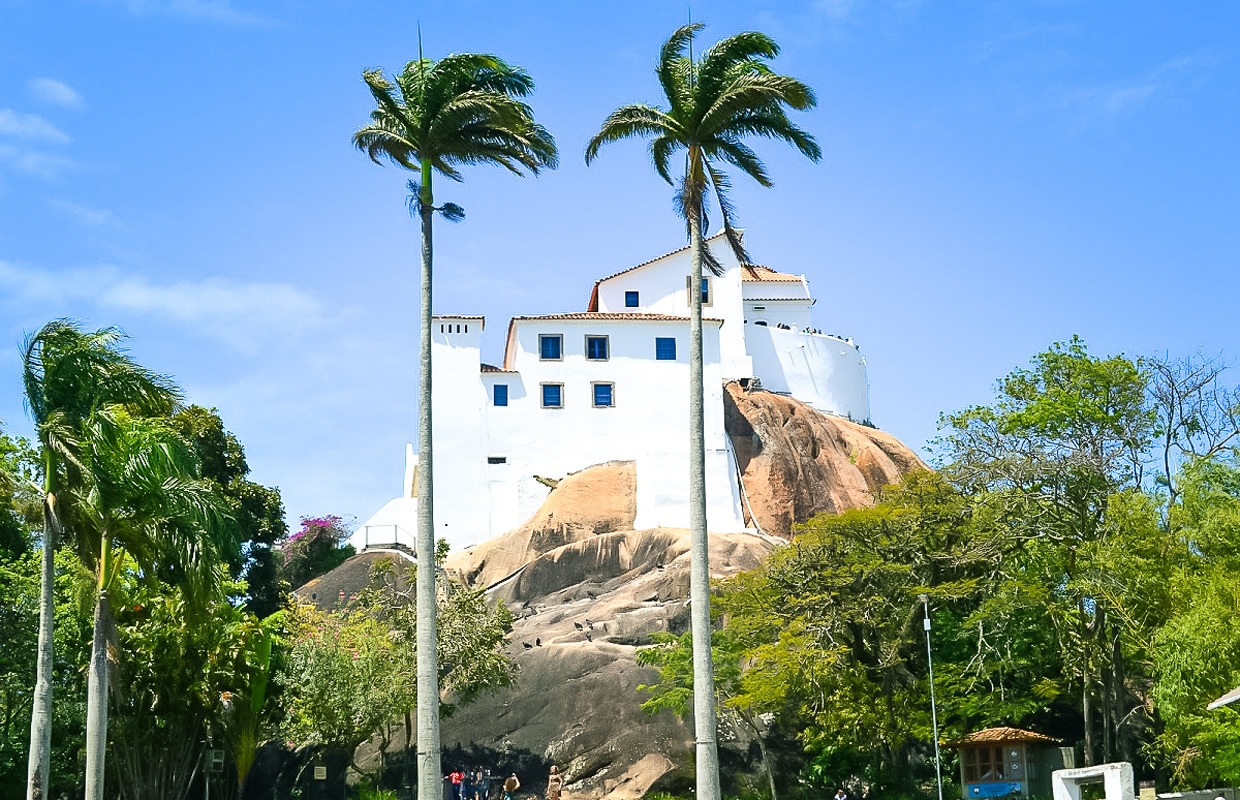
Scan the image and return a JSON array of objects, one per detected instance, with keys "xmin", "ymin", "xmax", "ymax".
[{"xmin": 920, "ymin": 594, "xmax": 944, "ymax": 800}]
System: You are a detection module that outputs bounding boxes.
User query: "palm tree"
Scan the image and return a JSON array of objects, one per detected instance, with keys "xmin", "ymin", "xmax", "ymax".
[
  {"xmin": 585, "ymin": 23, "xmax": 820, "ymax": 800},
  {"xmin": 352, "ymin": 47, "xmax": 557, "ymax": 800},
  {"xmin": 22, "ymin": 320, "xmax": 179, "ymax": 800},
  {"xmin": 71, "ymin": 405, "xmax": 227, "ymax": 800}
]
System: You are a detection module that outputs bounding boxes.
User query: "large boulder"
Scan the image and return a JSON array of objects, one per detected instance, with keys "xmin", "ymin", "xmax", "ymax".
[
  {"xmin": 726, "ymin": 382, "xmax": 926, "ymax": 538},
  {"xmin": 322, "ymin": 388, "xmax": 925, "ymax": 799}
]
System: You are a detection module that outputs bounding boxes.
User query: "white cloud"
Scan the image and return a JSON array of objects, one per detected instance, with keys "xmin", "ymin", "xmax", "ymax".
[
  {"xmin": 0, "ymin": 144, "xmax": 75, "ymax": 178},
  {"xmin": 49, "ymin": 199, "xmax": 118, "ymax": 227},
  {"xmin": 47, "ymin": 199, "xmax": 117, "ymax": 228},
  {"xmin": 27, "ymin": 78, "xmax": 84, "ymax": 110},
  {"xmin": 0, "ymin": 110, "xmax": 71, "ymax": 143},
  {"xmin": 1059, "ymin": 53, "xmax": 1218, "ymax": 117},
  {"xmin": 0, "ymin": 261, "xmax": 325, "ymax": 354}
]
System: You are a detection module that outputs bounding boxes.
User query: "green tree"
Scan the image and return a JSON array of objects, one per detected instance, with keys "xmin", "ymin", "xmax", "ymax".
[
  {"xmin": 170, "ymin": 405, "xmax": 288, "ymax": 617},
  {"xmin": 709, "ymin": 473, "xmax": 1013, "ymax": 796},
  {"xmin": 1150, "ymin": 455, "xmax": 1240, "ymax": 787},
  {"xmin": 585, "ymin": 24, "xmax": 819, "ymax": 800},
  {"xmin": 936, "ymin": 336, "xmax": 1156, "ymax": 765},
  {"xmin": 280, "ymin": 556, "xmax": 515, "ymax": 789},
  {"xmin": 107, "ymin": 574, "xmax": 270, "ymax": 800},
  {"xmin": 66, "ymin": 406, "xmax": 228, "ymax": 800},
  {"xmin": 352, "ymin": 46, "xmax": 556, "ymax": 800},
  {"xmin": 0, "ymin": 430, "xmax": 38, "ymax": 558},
  {"xmin": 21, "ymin": 321, "xmax": 179, "ymax": 800}
]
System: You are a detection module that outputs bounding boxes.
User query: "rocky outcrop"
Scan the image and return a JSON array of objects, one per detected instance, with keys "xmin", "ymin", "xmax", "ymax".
[
  {"xmin": 324, "ymin": 388, "xmax": 924, "ymax": 799},
  {"xmin": 726, "ymin": 382, "xmax": 926, "ymax": 538},
  {"xmin": 448, "ymin": 461, "xmax": 638, "ymax": 590},
  {"xmin": 440, "ymin": 524, "xmax": 773, "ymax": 800}
]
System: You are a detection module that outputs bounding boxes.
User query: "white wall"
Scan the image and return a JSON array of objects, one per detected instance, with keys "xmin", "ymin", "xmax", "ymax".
[
  {"xmin": 595, "ymin": 237, "xmax": 753, "ymax": 380},
  {"xmin": 430, "ymin": 317, "xmax": 491, "ymax": 551},
  {"xmin": 745, "ymin": 322, "xmax": 871, "ymax": 422},
  {"xmin": 482, "ymin": 317, "xmax": 747, "ymax": 536},
  {"xmin": 743, "ymin": 300, "xmax": 813, "ymax": 330}
]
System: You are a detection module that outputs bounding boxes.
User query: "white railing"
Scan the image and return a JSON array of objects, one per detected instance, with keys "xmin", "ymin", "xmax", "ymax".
[{"xmin": 354, "ymin": 524, "xmax": 417, "ymax": 552}]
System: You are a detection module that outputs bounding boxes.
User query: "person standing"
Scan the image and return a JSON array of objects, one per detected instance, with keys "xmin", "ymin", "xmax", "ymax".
[
  {"xmin": 546, "ymin": 766, "xmax": 563, "ymax": 800},
  {"xmin": 834, "ymin": 789, "xmax": 847, "ymax": 800},
  {"xmin": 449, "ymin": 769, "xmax": 465, "ymax": 800},
  {"xmin": 503, "ymin": 772, "xmax": 521, "ymax": 800},
  {"xmin": 479, "ymin": 767, "xmax": 493, "ymax": 800}
]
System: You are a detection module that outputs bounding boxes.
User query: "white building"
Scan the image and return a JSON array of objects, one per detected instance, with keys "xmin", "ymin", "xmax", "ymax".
[{"xmin": 350, "ymin": 232, "xmax": 870, "ymax": 553}]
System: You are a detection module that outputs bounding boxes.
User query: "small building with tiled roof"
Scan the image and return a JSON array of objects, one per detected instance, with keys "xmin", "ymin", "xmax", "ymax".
[
  {"xmin": 350, "ymin": 233, "xmax": 870, "ymax": 552},
  {"xmin": 945, "ymin": 726, "xmax": 1071, "ymax": 800}
]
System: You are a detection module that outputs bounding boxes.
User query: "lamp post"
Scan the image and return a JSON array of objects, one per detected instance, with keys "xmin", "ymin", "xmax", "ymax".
[{"xmin": 920, "ymin": 594, "xmax": 944, "ymax": 800}]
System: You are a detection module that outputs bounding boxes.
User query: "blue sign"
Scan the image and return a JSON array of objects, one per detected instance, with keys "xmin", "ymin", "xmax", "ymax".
[{"xmin": 969, "ymin": 783, "xmax": 1022, "ymax": 798}]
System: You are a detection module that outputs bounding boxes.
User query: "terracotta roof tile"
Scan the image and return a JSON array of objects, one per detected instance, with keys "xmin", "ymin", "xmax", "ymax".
[
  {"xmin": 480, "ymin": 363, "xmax": 517, "ymax": 374},
  {"xmin": 511, "ymin": 313, "xmax": 723, "ymax": 324},
  {"xmin": 946, "ymin": 727, "xmax": 1062, "ymax": 747},
  {"xmin": 741, "ymin": 264, "xmax": 804, "ymax": 283}
]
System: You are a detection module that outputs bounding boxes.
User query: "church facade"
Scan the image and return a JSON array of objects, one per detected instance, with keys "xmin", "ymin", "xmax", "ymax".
[{"xmin": 350, "ymin": 232, "xmax": 870, "ymax": 553}]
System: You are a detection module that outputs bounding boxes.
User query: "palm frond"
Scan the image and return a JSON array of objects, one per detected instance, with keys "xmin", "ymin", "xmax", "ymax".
[
  {"xmin": 585, "ymin": 105, "xmax": 679, "ymax": 165},
  {"xmin": 706, "ymin": 136, "xmax": 771, "ymax": 187},
  {"xmin": 706, "ymin": 162, "xmax": 750, "ymax": 269},
  {"xmin": 438, "ymin": 203, "xmax": 466, "ymax": 222},
  {"xmin": 693, "ymin": 31, "xmax": 782, "ymax": 115},
  {"xmin": 658, "ymin": 24, "xmax": 702, "ymax": 119},
  {"xmin": 649, "ymin": 136, "xmax": 681, "ymax": 185},
  {"xmin": 713, "ymin": 108, "xmax": 821, "ymax": 162}
]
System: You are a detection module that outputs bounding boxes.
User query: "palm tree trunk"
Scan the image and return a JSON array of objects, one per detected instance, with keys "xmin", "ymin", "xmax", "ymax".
[
  {"xmin": 25, "ymin": 492, "xmax": 57, "ymax": 800},
  {"xmin": 416, "ymin": 161, "xmax": 442, "ymax": 800},
  {"xmin": 84, "ymin": 588, "xmax": 112, "ymax": 800},
  {"xmin": 688, "ymin": 207, "xmax": 721, "ymax": 800}
]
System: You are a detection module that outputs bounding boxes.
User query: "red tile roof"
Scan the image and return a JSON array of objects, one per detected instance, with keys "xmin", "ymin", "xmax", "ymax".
[
  {"xmin": 502, "ymin": 312, "xmax": 722, "ymax": 369},
  {"xmin": 511, "ymin": 312, "xmax": 722, "ymax": 323},
  {"xmin": 741, "ymin": 264, "xmax": 803, "ymax": 283},
  {"xmin": 480, "ymin": 363, "xmax": 517, "ymax": 374},
  {"xmin": 946, "ymin": 727, "xmax": 1062, "ymax": 747}
]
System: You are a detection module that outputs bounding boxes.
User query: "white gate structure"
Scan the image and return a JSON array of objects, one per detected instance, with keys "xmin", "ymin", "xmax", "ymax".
[{"xmin": 1053, "ymin": 763, "xmax": 1135, "ymax": 800}]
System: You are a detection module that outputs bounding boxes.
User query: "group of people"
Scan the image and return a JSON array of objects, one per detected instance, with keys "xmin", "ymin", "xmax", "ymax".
[{"xmin": 446, "ymin": 765, "xmax": 562, "ymax": 800}]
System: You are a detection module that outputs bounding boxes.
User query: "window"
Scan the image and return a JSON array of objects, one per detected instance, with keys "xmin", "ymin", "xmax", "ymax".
[
  {"xmin": 685, "ymin": 276, "xmax": 712, "ymax": 306},
  {"xmin": 963, "ymin": 747, "xmax": 1006, "ymax": 783},
  {"xmin": 487, "ymin": 456, "xmax": 507, "ymax": 464},
  {"xmin": 493, "ymin": 384, "xmax": 508, "ymax": 407},
  {"xmin": 655, "ymin": 337, "xmax": 676, "ymax": 360},
  {"xmin": 539, "ymin": 334, "xmax": 562, "ymax": 360},
  {"xmin": 541, "ymin": 383, "xmax": 563, "ymax": 408},
  {"xmin": 585, "ymin": 335, "xmax": 609, "ymax": 361},
  {"xmin": 624, "ymin": 290, "xmax": 639, "ymax": 308},
  {"xmin": 592, "ymin": 383, "xmax": 614, "ymax": 407}
]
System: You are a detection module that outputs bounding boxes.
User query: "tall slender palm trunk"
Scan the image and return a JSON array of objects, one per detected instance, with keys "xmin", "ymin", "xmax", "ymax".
[
  {"xmin": 416, "ymin": 162, "xmax": 442, "ymax": 800},
  {"xmin": 687, "ymin": 208, "xmax": 721, "ymax": 800},
  {"xmin": 84, "ymin": 589, "xmax": 111, "ymax": 800},
  {"xmin": 25, "ymin": 490, "xmax": 57, "ymax": 800}
]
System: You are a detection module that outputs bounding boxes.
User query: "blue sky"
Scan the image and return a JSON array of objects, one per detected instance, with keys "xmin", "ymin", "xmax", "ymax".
[{"xmin": 1, "ymin": 1, "xmax": 1237, "ymax": 531}]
